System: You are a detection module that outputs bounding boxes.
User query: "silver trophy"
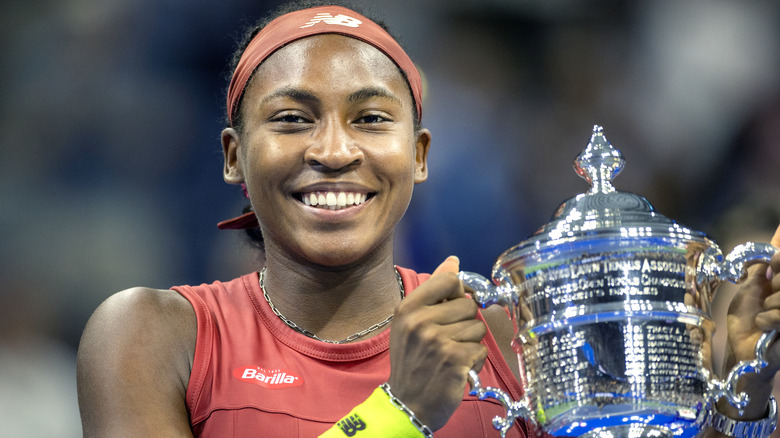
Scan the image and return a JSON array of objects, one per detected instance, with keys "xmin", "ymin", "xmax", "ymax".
[{"xmin": 459, "ymin": 126, "xmax": 777, "ymax": 437}]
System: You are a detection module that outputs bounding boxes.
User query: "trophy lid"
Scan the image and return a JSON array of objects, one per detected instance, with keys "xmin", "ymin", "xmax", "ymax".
[{"xmin": 507, "ymin": 125, "xmax": 709, "ymax": 258}]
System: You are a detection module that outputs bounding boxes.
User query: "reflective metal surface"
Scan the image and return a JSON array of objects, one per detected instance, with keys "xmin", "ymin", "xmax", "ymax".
[{"xmin": 460, "ymin": 126, "xmax": 777, "ymax": 437}]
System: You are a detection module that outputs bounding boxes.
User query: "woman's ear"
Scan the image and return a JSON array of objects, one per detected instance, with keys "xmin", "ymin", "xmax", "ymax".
[
  {"xmin": 222, "ymin": 127, "xmax": 244, "ymax": 184},
  {"xmin": 414, "ymin": 128, "xmax": 431, "ymax": 183}
]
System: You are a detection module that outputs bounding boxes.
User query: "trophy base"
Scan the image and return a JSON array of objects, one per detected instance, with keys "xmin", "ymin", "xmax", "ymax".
[
  {"xmin": 543, "ymin": 404, "xmax": 704, "ymax": 438},
  {"xmin": 582, "ymin": 425, "xmax": 672, "ymax": 438}
]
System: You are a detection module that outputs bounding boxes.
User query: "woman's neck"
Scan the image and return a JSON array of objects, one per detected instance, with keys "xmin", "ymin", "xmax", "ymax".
[{"xmin": 258, "ymin": 246, "xmax": 403, "ymax": 343}]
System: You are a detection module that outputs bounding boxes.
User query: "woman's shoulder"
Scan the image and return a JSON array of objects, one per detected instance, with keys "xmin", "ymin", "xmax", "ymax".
[
  {"xmin": 78, "ymin": 286, "xmax": 196, "ymax": 373},
  {"xmin": 77, "ymin": 287, "xmax": 196, "ymax": 436},
  {"xmin": 109, "ymin": 285, "xmax": 193, "ymax": 309},
  {"xmin": 92, "ymin": 286, "xmax": 196, "ymax": 334}
]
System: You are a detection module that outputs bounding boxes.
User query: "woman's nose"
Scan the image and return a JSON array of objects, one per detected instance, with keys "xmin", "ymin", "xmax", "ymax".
[{"xmin": 304, "ymin": 120, "xmax": 364, "ymax": 171}]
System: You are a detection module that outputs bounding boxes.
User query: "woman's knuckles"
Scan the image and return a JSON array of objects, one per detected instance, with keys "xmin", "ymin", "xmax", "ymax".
[{"xmin": 756, "ymin": 309, "xmax": 780, "ymax": 329}]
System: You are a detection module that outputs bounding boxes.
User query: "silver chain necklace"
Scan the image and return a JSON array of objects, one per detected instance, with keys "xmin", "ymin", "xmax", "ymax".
[{"xmin": 259, "ymin": 267, "xmax": 404, "ymax": 344}]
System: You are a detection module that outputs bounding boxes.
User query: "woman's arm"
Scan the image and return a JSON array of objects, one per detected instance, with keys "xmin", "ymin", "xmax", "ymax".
[{"xmin": 77, "ymin": 287, "xmax": 197, "ymax": 437}]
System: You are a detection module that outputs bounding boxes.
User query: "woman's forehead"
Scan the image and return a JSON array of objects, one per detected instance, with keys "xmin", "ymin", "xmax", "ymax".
[{"xmin": 248, "ymin": 34, "xmax": 409, "ymax": 99}]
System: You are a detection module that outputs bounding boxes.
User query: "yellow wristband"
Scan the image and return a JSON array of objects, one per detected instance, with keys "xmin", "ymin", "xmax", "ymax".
[{"xmin": 319, "ymin": 386, "xmax": 428, "ymax": 438}]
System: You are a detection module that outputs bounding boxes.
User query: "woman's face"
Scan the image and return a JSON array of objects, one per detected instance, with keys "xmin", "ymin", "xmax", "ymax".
[{"xmin": 223, "ymin": 34, "xmax": 430, "ymax": 268}]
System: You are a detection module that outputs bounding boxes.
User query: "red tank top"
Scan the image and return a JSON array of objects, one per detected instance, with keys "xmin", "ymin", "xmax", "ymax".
[{"xmin": 174, "ymin": 267, "xmax": 529, "ymax": 437}]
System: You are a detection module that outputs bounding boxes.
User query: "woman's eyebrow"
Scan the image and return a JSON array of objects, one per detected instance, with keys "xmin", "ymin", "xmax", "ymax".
[
  {"xmin": 347, "ymin": 87, "xmax": 402, "ymax": 105},
  {"xmin": 261, "ymin": 87, "xmax": 320, "ymax": 105}
]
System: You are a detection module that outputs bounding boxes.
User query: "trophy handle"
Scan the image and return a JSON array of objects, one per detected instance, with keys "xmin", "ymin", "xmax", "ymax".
[
  {"xmin": 706, "ymin": 243, "xmax": 778, "ymax": 412},
  {"xmin": 719, "ymin": 243, "xmax": 778, "ymax": 283},
  {"xmin": 457, "ymin": 271, "xmax": 517, "ymax": 309},
  {"xmin": 711, "ymin": 330, "xmax": 778, "ymax": 412},
  {"xmin": 458, "ymin": 272, "xmax": 530, "ymax": 437},
  {"xmin": 468, "ymin": 370, "xmax": 532, "ymax": 438}
]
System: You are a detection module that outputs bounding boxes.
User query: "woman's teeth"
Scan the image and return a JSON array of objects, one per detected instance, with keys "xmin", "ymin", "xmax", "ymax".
[{"xmin": 302, "ymin": 192, "xmax": 368, "ymax": 210}]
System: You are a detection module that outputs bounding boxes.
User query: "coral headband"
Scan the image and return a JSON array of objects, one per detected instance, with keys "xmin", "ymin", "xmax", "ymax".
[{"xmin": 226, "ymin": 5, "xmax": 423, "ymax": 126}]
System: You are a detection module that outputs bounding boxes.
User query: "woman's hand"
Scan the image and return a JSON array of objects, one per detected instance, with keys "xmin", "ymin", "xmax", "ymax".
[
  {"xmin": 726, "ymin": 226, "xmax": 780, "ymax": 372},
  {"xmin": 720, "ymin": 225, "xmax": 780, "ymax": 419},
  {"xmin": 387, "ymin": 256, "xmax": 487, "ymax": 431}
]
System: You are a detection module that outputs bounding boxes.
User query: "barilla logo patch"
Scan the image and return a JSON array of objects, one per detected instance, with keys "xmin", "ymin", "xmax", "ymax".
[
  {"xmin": 233, "ymin": 366, "xmax": 303, "ymax": 389},
  {"xmin": 300, "ymin": 13, "xmax": 362, "ymax": 29}
]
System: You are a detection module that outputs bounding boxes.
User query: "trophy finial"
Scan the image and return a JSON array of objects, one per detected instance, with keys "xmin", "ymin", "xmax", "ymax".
[{"xmin": 573, "ymin": 125, "xmax": 625, "ymax": 194}]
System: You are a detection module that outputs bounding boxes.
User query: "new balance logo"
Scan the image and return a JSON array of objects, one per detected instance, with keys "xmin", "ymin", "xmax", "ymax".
[
  {"xmin": 300, "ymin": 13, "xmax": 362, "ymax": 29},
  {"xmin": 338, "ymin": 414, "xmax": 366, "ymax": 437},
  {"xmin": 233, "ymin": 366, "xmax": 303, "ymax": 389}
]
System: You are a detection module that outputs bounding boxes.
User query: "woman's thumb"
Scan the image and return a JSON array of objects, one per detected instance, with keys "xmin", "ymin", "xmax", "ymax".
[
  {"xmin": 432, "ymin": 255, "xmax": 460, "ymax": 276},
  {"xmin": 771, "ymin": 224, "xmax": 780, "ymax": 248}
]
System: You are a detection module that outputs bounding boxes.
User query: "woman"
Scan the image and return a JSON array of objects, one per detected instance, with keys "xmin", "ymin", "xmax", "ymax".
[{"xmin": 77, "ymin": 2, "xmax": 780, "ymax": 437}]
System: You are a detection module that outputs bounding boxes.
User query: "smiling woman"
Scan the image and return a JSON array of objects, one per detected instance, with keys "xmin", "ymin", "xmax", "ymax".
[
  {"xmin": 74, "ymin": 1, "xmax": 780, "ymax": 438},
  {"xmin": 75, "ymin": 1, "xmax": 525, "ymax": 437}
]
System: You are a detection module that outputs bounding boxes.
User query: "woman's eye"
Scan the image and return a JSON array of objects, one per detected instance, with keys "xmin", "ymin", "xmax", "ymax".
[
  {"xmin": 356, "ymin": 114, "xmax": 390, "ymax": 124},
  {"xmin": 273, "ymin": 114, "xmax": 309, "ymax": 124}
]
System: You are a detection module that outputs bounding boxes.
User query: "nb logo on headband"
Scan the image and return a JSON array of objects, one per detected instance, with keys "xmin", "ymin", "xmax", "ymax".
[{"xmin": 300, "ymin": 13, "xmax": 362, "ymax": 29}]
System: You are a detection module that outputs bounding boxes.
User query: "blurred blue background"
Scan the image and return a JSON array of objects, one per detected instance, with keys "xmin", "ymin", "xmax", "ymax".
[{"xmin": 1, "ymin": 0, "xmax": 779, "ymax": 436}]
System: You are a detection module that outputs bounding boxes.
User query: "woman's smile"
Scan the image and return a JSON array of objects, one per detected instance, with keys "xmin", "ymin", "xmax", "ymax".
[{"xmin": 299, "ymin": 191, "xmax": 372, "ymax": 210}]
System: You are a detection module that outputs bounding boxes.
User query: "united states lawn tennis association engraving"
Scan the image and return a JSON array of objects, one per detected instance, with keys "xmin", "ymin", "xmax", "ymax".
[{"xmin": 525, "ymin": 253, "xmax": 693, "ymax": 308}]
